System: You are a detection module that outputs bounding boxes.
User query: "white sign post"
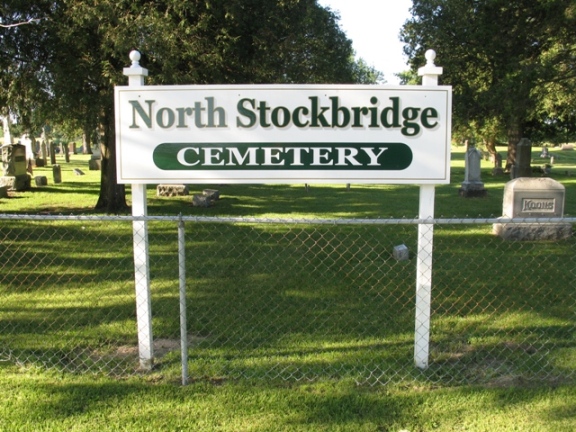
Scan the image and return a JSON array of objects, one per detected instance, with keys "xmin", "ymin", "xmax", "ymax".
[
  {"xmin": 123, "ymin": 51, "xmax": 154, "ymax": 370},
  {"xmin": 414, "ymin": 50, "xmax": 444, "ymax": 369},
  {"xmin": 117, "ymin": 50, "xmax": 450, "ymax": 371}
]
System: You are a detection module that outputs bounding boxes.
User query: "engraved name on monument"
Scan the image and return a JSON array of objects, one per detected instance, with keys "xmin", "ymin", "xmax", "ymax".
[{"xmin": 493, "ymin": 177, "xmax": 571, "ymax": 240}]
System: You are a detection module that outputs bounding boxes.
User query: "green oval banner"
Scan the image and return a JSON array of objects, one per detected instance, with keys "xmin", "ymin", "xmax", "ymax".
[{"xmin": 152, "ymin": 143, "xmax": 413, "ymax": 171}]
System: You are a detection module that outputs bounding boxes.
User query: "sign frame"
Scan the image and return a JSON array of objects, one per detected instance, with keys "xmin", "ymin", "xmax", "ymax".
[{"xmin": 114, "ymin": 84, "xmax": 452, "ymax": 185}]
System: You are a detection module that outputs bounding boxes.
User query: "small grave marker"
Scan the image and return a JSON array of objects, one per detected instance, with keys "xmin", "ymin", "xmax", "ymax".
[
  {"xmin": 393, "ymin": 244, "xmax": 409, "ymax": 261},
  {"xmin": 156, "ymin": 184, "xmax": 189, "ymax": 197},
  {"xmin": 202, "ymin": 189, "xmax": 220, "ymax": 201},
  {"xmin": 34, "ymin": 176, "xmax": 48, "ymax": 186},
  {"xmin": 192, "ymin": 194, "xmax": 212, "ymax": 207}
]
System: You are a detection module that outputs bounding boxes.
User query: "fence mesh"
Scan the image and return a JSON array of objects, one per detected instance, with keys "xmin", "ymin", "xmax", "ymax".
[{"xmin": 0, "ymin": 214, "xmax": 574, "ymax": 386}]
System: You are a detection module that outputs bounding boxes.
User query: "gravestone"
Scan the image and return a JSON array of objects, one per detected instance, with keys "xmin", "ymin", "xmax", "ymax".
[
  {"xmin": 393, "ymin": 244, "xmax": 409, "ymax": 261},
  {"xmin": 0, "ymin": 143, "xmax": 31, "ymax": 191},
  {"xmin": 192, "ymin": 194, "xmax": 212, "ymax": 207},
  {"xmin": 34, "ymin": 176, "xmax": 48, "ymax": 186},
  {"xmin": 73, "ymin": 168, "xmax": 85, "ymax": 176},
  {"xmin": 492, "ymin": 153, "xmax": 504, "ymax": 176},
  {"xmin": 459, "ymin": 141, "xmax": 487, "ymax": 197},
  {"xmin": 203, "ymin": 189, "xmax": 220, "ymax": 201},
  {"xmin": 88, "ymin": 154, "xmax": 101, "ymax": 170},
  {"xmin": 514, "ymin": 138, "xmax": 532, "ymax": 178},
  {"xmin": 493, "ymin": 177, "xmax": 571, "ymax": 240},
  {"xmin": 53, "ymin": 164, "xmax": 62, "ymax": 184},
  {"xmin": 38, "ymin": 139, "xmax": 48, "ymax": 167},
  {"xmin": 0, "ymin": 185, "xmax": 7, "ymax": 198},
  {"xmin": 19, "ymin": 134, "xmax": 35, "ymax": 161},
  {"xmin": 540, "ymin": 146, "xmax": 549, "ymax": 158},
  {"xmin": 191, "ymin": 189, "xmax": 221, "ymax": 207},
  {"xmin": 156, "ymin": 184, "xmax": 189, "ymax": 197}
]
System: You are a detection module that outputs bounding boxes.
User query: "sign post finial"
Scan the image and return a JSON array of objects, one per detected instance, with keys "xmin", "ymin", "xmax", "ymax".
[
  {"xmin": 123, "ymin": 50, "xmax": 148, "ymax": 86},
  {"xmin": 418, "ymin": 49, "xmax": 443, "ymax": 86}
]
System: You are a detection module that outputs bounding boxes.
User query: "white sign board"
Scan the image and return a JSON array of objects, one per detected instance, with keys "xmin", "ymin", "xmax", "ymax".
[{"xmin": 115, "ymin": 84, "xmax": 451, "ymax": 184}]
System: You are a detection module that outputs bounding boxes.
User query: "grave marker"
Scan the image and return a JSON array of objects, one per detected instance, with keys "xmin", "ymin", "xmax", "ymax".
[
  {"xmin": 493, "ymin": 177, "xmax": 571, "ymax": 240},
  {"xmin": 492, "ymin": 153, "xmax": 504, "ymax": 175},
  {"xmin": 34, "ymin": 176, "xmax": 48, "ymax": 186},
  {"xmin": 459, "ymin": 140, "xmax": 487, "ymax": 197},
  {"xmin": 53, "ymin": 164, "xmax": 62, "ymax": 184},
  {"xmin": 0, "ymin": 143, "xmax": 31, "ymax": 191}
]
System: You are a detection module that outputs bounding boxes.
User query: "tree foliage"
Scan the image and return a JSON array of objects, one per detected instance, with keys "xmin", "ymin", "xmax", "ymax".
[
  {"xmin": 0, "ymin": 1, "xmax": 53, "ymax": 128},
  {"xmin": 1, "ymin": 0, "xmax": 377, "ymax": 212},
  {"xmin": 401, "ymin": 0, "xmax": 576, "ymax": 165}
]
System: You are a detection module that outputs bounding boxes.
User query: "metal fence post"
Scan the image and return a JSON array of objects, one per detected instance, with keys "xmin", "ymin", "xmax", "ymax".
[
  {"xmin": 414, "ymin": 50, "xmax": 443, "ymax": 369},
  {"xmin": 123, "ymin": 51, "xmax": 154, "ymax": 370}
]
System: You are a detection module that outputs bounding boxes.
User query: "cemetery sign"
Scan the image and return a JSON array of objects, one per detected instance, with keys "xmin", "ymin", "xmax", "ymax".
[{"xmin": 115, "ymin": 85, "xmax": 452, "ymax": 184}]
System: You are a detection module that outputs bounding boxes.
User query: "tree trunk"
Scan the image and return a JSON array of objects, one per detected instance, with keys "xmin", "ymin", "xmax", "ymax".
[
  {"xmin": 484, "ymin": 136, "xmax": 497, "ymax": 156},
  {"xmin": 50, "ymin": 142, "xmax": 56, "ymax": 165},
  {"xmin": 95, "ymin": 104, "xmax": 128, "ymax": 213},
  {"xmin": 505, "ymin": 120, "xmax": 522, "ymax": 172},
  {"xmin": 82, "ymin": 128, "xmax": 93, "ymax": 155}
]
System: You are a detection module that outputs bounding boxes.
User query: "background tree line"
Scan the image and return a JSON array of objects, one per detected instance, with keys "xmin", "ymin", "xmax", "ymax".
[
  {"xmin": 5, "ymin": 0, "xmax": 574, "ymax": 210},
  {"xmin": 1, "ymin": 0, "xmax": 381, "ymax": 212},
  {"xmin": 401, "ymin": 0, "xmax": 576, "ymax": 168}
]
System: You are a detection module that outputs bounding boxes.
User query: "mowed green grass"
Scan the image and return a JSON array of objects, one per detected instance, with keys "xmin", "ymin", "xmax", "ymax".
[
  {"xmin": 1, "ymin": 362, "xmax": 575, "ymax": 432},
  {"xmin": 3, "ymin": 145, "xmax": 576, "ymax": 217},
  {"xmin": 0, "ymin": 146, "xmax": 575, "ymax": 431}
]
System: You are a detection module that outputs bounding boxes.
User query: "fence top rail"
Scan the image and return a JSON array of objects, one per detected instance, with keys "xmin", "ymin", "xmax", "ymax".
[{"xmin": 0, "ymin": 213, "xmax": 575, "ymax": 225}]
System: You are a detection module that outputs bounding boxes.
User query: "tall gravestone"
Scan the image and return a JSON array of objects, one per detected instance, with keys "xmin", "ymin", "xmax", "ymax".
[
  {"xmin": 493, "ymin": 177, "xmax": 571, "ymax": 240},
  {"xmin": 459, "ymin": 140, "xmax": 487, "ymax": 197},
  {"xmin": 53, "ymin": 164, "xmax": 62, "ymax": 184}
]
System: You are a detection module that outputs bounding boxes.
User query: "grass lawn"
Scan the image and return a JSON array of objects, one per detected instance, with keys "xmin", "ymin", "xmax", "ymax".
[
  {"xmin": 3, "ymin": 145, "xmax": 576, "ymax": 218},
  {"xmin": 0, "ymin": 146, "xmax": 575, "ymax": 431},
  {"xmin": 1, "ymin": 362, "xmax": 575, "ymax": 431}
]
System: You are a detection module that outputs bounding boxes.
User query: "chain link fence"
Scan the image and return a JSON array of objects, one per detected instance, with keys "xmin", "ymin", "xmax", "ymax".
[{"xmin": 0, "ymin": 214, "xmax": 574, "ymax": 386}]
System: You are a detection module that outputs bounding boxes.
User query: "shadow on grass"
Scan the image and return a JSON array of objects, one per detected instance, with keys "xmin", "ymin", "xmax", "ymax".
[{"xmin": 3, "ymin": 360, "xmax": 575, "ymax": 431}]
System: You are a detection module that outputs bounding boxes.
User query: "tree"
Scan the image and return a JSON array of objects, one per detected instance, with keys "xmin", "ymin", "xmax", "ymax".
[
  {"xmin": 351, "ymin": 57, "xmax": 385, "ymax": 84},
  {"xmin": 401, "ymin": 0, "xmax": 576, "ymax": 167},
  {"xmin": 0, "ymin": 1, "xmax": 53, "ymax": 133},
  {"xmin": 1, "ymin": 0, "xmax": 377, "ymax": 212}
]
